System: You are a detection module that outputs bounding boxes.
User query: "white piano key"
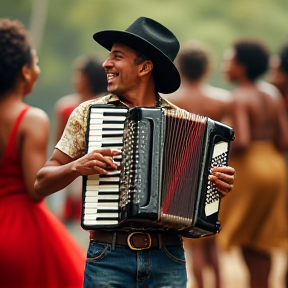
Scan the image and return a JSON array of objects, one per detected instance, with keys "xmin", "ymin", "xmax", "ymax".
[
  {"xmin": 88, "ymin": 129, "xmax": 124, "ymax": 135},
  {"xmin": 88, "ymin": 118, "xmax": 104, "ymax": 124},
  {"xmin": 99, "ymin": 185, "xmax": 119, "ymax": 192},
  {"xmin": 90, "ymin": 112, "xmax": 105, "ymax": 118},
  {"xmin": 85, "ymin": 190, "xmax": 119, "ymax": 196},
  {"xmin": 106, "ymin": 171, "xmax": 121, "ymax": 176},
  {"xmin": 85, "ymin": 184, "xmax": 119, "ymax": 191},
  {"xmin": 89, "ymin": 118, "xmax": 104, "ymax": 125},
  {"xmin": 83, "ymin": 219, "xmax": 119, "ymax": 225},
  {"xmin": 88, "ymin": 136, "xmax": 123, "ymax": 142},
  {"xmin": 87, "ymin": 146, "xmax": 123, "ymax": 153},
  {"xmin": 85, "ymin": 195, "xmax": 119, "ymax": 201},
  {"xmin": 88, "ymin": 140, "xmax": 123, "ymax": 146},
  {"xmin": 87, "ymin": 145, "xmax": 123, "ymax": 152},
  {"xmin": 90, "ymin": 108, "xmax": 128, "ymax": 114},
  {"xmin": 84, "ymin": 202, "xmax": 119, "ymax": 210},
  {"xmin": 90, "ymin": 114, "xmax": 126, "ymax": 121},
  {"xmin": 103, "ymin": 123, "xmax": 125, "ymax": 129},
  {"xmin": 113, "ymin": 155, "xmax": 122, "ymax": 159},
  {"xmin": 84, "ymin": 213, "xmax": 119, "ymax": 219},
  {"xmin": 83, "ymin": 208, "xmax": 95, "ymax": 214}
]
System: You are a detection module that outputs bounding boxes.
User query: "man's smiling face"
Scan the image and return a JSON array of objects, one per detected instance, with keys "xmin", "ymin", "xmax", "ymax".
[{"xmin": 102, "ymin": 42, "xmax": 142, "ymax": 98}]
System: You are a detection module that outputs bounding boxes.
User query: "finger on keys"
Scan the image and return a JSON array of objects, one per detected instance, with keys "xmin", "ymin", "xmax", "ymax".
[
  {"xmin": 100, "ymin": 148, "xmax": 121, "ymax": 156},
  {"xmin": 209, "ymin": 174, "xmax": 233, "ymax": 195},
  {"xmin": 211, "ymin": 166, "xmax": 235, "ymax": 176},
  {"xmin": 112, "ymin": 149, "xmax": 122, "ymax": 155}
]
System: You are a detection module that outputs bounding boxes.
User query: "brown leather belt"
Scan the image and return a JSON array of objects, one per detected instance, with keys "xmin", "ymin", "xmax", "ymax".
[{"xmin": 90, "ymin": 230, "xmax": 182, "ymax": 250}]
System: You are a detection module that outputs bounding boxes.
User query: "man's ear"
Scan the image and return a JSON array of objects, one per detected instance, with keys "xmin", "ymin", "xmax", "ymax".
[{"xmin": 139, "ymin": 60, "xmax": 153, "ymax": 75}]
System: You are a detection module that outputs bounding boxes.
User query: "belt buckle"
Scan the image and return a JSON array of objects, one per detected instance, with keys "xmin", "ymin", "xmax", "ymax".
[{"xmin": 127, "ymin": 232, "xmax": 152, "ymax": 251}]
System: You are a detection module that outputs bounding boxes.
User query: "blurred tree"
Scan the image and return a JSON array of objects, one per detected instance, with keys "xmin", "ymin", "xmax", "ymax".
[
  {"xmin": 29, "ymin": 0, "xmax": 48, "ymax": 50},
  {"xmin": 0, "ymin": 0, "xmax": 287, "ymax": 150}
]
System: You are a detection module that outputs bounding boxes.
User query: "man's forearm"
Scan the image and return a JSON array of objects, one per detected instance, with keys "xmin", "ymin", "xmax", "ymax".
[{"xmin": 34, "ymin": 162, "xmax": 81, "ymax": 197}]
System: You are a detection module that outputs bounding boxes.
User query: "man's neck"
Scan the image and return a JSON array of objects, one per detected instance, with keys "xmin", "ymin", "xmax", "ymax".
[
  {"xmin": 118, "ymin": 94, "xmax": 158, "ymax": 107},
  {"xmin": 117, "ymin": 86, "xmax": 158, "ymax": 107}
]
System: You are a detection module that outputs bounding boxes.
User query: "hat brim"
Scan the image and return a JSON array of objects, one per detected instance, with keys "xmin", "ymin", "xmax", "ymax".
[{"xmin": 93, "ymin": 30, "xmax": 180, "ymax": 94}]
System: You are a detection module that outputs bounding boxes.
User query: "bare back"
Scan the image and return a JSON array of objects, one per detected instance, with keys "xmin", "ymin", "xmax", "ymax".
[
  {"xmin": 0, "ymin": 98, "xmax": 49, "ymax": 201},
  {"xmin": 164, "ymin": 83, "xmax": 232, "ymax": 122},
  {"xmin": 231, "ymin": 84, "xmax": 288, "ymax": 151},
  {"xmin": 0, "ymin": 101, "xmax": 28, "ymax": 160}
]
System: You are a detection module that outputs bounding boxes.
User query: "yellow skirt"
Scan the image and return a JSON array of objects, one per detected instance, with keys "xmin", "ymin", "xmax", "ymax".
[{"xmin": 217, "ymin": 141, "xmax": 288, "ymax": 252}]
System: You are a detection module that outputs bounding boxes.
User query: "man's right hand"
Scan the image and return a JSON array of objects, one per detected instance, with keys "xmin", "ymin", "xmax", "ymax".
[{"xmin": 72, "ymin": 148, "xmax": 121, "ymax": 176}]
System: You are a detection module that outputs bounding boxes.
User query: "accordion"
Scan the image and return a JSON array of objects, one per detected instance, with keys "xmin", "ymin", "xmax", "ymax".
[{"xmin": 81, "ymin": 104, "xmax": 235, "ymax": 238}]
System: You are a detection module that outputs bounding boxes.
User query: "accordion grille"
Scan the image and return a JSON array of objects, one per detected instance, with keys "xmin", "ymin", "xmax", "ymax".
[{"xmin": 161, "ymin": 109, "xmax": 207, "ymax": 227}]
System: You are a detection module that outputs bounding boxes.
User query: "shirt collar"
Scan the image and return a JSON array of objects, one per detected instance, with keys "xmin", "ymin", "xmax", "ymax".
[{"xmin": 106, "ymin": 93, "xmax": 174, "ymax": 109}]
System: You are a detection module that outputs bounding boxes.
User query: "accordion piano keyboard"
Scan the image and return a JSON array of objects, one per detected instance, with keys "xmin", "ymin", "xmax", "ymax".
[{"xmin": 83, "ymin": 107, "xmax": 127, "ymax": 226}]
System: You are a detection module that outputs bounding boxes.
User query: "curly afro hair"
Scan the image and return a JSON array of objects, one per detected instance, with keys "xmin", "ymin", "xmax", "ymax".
[
  {"xmin": 73, "ymin": 55, "xmax": 108, "ymax": 95},
  {"xmin": 0, "ymin": 18, "xmax": 32, "ymax": 94},
  {"xmin": 175, "ymin": 40, "xmax": 212, "ymax": 81},
  {"xmin": 233, "ymin": 39, "xmax": 269, "ymax": 81}
]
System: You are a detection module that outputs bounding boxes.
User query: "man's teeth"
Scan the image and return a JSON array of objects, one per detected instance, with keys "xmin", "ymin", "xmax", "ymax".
[{"xmin": 107, "ymin": 74, "xmax": 116, "ymax": 79}]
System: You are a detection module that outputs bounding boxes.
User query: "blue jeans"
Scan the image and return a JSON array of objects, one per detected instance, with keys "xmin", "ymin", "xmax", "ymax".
[{"xmin": 83, "ymin": 241, "xmax": 187, "ymax": 288}]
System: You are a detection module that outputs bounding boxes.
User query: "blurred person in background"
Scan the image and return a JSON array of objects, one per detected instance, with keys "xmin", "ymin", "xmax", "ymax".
[
  {"xmin": 268, "ymin": 42, "xmax": 288, "ymax": 288},
  {"xmin": 269, "ymin": 43, "xmax": 288, "ymax": 114},
  {"xmin": 53, "ymin": 54, "xmax": 107, "ymax": 225},
  {"xmin": 218, "ymin": 38, "xmax": 288, "ymax": 288},
  {"xmin": 164, "ymin": 40, "xmax": 232, "ymax": 288},
  {"xmin": 0, "ymin": 18, "xmax": 85, "ymax": 287}
]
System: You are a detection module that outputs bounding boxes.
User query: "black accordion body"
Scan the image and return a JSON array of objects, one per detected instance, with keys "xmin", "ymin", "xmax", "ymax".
[{"xmin": 81, "ymin": 104, "xmax": 235, "ymax": 238}]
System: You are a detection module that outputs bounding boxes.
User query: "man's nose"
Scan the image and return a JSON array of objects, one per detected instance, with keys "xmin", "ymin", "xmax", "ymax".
[{"xmin": 103, "ymin": 58, "xmax": 113, "ymax": 68}]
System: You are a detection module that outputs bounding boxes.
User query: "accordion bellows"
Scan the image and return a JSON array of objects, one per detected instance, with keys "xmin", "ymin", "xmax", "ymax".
[{"xmin": 81, "ymin": 105, "xmax": 235, "ymax": 238}]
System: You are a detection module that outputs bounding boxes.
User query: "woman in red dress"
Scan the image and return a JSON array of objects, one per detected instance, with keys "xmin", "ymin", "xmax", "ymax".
[{"xmin": 0, "ymin": 18, "xmax": 85, "ymax": 288}]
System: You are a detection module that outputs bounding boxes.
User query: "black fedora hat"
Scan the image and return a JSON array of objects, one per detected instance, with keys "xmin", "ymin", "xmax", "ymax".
[{"xmin": 93, "ymin": 17, "xmax": 181, "ymax": 94}]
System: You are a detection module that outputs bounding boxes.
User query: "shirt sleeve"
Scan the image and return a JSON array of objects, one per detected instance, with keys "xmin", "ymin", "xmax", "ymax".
[
  {"xmin": 55, "ymin": 95, "xmax": 114, "ymax": 159},
  {"xmin": 55, "ymin": 101, "xmax": 88, "ymax": 159}
]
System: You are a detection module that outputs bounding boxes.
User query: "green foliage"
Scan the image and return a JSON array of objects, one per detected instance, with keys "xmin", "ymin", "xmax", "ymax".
[{"xmin": 1, "ymin": 0, "xmax": 287, "ymax": 145}]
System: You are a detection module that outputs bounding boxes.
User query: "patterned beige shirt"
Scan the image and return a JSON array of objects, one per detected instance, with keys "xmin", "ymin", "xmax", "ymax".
[{"xmin": 55, "ymin": 93, "xmax": 178, "ymax": 159}]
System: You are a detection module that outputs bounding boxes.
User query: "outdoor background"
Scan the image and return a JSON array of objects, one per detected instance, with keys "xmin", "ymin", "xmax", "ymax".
[
  {"xmin": 1, "ymin": 0, "xmax": 287, "ymax": 152},
  {"xmin": 1, "ymin": 1, "xmax": 287, "ymax": 287}
]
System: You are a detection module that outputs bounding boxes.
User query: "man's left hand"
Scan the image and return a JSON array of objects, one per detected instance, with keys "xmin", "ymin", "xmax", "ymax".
[{"xmin": 209, "ymin": 166, "xmax": 235, "ymax": 196}]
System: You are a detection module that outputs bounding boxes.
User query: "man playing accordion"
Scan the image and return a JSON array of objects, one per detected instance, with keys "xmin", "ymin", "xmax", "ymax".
[{"xmin": 35, "ymin": 17, "xmax": 235, "ymax": 288}]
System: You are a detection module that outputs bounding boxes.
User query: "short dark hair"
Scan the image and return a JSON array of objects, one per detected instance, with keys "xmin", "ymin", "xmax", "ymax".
[
  {"xmin": 134, "ymin": 50, "xmax": 155, "ymax": 81},
  {"xmin": 74, "ymin": 55, "xmax": 107, "ymax": 95},
  {"xmin": 175, "ymin": 40, "xmax": 211, "ymax": 81},
  {"xmin": 279, "ymin": 43, "xmax": 288, "ymax": 74},
  {"xmin": 134, "ymin": 50, "xmax": 148, "ymax": 65},
  {"xmin": 233, "ymin": 39, "xmax": 269, "ymax": 81},
  {"xmin": 0, "ymin": 18, "xmax": 32, "ymax": 94}
]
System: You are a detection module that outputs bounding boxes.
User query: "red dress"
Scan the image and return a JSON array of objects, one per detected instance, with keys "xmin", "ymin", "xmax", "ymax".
[{"xmin": 0, "ymin": 107, "xmax": 86, "ymax": 288}]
